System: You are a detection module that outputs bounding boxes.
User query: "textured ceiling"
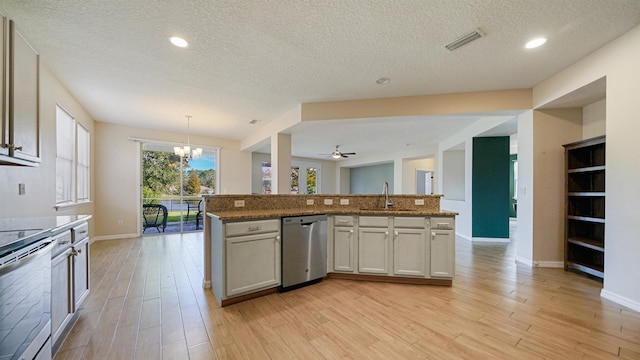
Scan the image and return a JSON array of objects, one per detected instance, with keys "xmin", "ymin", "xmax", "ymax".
[{"xmin": 1, "ymin": 1, "xmax": 639, "ymax": 159}]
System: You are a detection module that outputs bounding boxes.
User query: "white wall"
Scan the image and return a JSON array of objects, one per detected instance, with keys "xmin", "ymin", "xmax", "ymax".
[
  {"xmin": 583, "ymin": 99, "xmax": 606, "ymax": 139},
  {"xmin": 533, "ymin": 24, "xmax": 640, "ymax": 311},
  {"xmin": 94, "ymin": 122, "xmax": 251, "ymax": 239},
  {"xmin": 402, "ymin": 157, "xmax": 435, "ymax": 194},
  {"xmin": 0, "ymin": 63, "xmax": 95, "ymax": 231},
  {"xmin": 442, "ymin": 150, "xmax": 465, "ymax": 200},
  {"xmin": 515, "ymin": 111, "xmax": 534, "ymax": 264}
]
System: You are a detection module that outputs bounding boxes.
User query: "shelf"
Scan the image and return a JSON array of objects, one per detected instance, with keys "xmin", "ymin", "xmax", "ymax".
[
  {"xmin": 564, "ymin": 136, "xmax": 605, "ymax": 280},
  {"xmin": 567, "ymin": 237, "xmax": 604, "ymax": 252},
  {"xmin": 566, "ymin": 261, "xmax": 604, "ymax": 278},
  {"xmin": 567, "ymin": 215, "xmax": 605, "ymax": 223},
  {"xmin": 568, "ymin": 192, "xmax": 605, "ymax": 197},
  {"xmin": 568, "ymin": 165, "xmax": 605, "ymax": 173}
]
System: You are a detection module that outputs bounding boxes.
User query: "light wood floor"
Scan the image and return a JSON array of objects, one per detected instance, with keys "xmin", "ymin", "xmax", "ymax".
[{"xmin": 54, "ymin": 231, "xmax": 640, "ymax": 360}]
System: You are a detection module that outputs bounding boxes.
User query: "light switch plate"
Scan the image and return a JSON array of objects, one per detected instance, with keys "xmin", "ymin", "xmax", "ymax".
[
  {"xmin": 324, "ymin": 199, "xmax": 333, "ymax": 205},
  {"xmin": 414, "ymin": 199, "xmax": 425, "ymax": 205},
  {"xmin": 306, "ymin": 199, "xmax": 314, "ymax": 205},
  {"xmin": 340, "ymin": 199, "xmax": 349, "ymax": 205},
  {"xmin": 18, "ymin": 183, "xmax": 25, "ymax": 195},
  {"xmin": 234, "ymin": 200, "xmax": 245, "ymax": 207}
]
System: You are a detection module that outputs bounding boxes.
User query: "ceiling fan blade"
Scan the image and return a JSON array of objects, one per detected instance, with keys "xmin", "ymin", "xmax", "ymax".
[{"xmin": 341, "ymin": 152, "xmax": 356, "ymax": 155}]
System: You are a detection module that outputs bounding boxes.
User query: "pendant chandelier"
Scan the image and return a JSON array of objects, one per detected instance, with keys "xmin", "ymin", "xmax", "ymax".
[{"xmin": 174, "ymin": 115, "xmax": 203, "ymax": 160}]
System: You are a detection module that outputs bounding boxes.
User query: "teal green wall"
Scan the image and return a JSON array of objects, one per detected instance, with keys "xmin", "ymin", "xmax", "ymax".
[
  {"xmin": 509, "ymin": 154, "xmax": 517, "ymax": 218},
  {"xmin": 472, "ymin": 137, "xmax": 510, "ymax": 238}
]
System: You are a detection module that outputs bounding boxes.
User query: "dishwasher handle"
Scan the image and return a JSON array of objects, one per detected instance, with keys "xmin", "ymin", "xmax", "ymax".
[{"xmin": 299, "ymin": 221, "xmax": 317, "ymax": 227}]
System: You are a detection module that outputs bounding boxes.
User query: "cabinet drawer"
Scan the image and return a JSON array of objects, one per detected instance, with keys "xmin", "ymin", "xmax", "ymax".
[
  {"xmin": 334, "ymin": 216, "xmax": 355, "ymax": 227},
  {"xmin": 430, "ymin": 217, "xmax": 455, "ymax": 230},
  {"xmin": 359, "ymin": 216, "xmax": 389, "ymax": 228},
  {"xmin": 72, "ymin": 223, "xmax": 89, "ymax": 243},
  {"xmin": 225, "ymin": 219, "xmax": 279, "ymax": 237},
  {"xmin": 393, "ymin": 217, "xmax": 426, "ymax": 229},
  {"xmin": 51, "ymin": 231, "xmax": 72, "ymax": 258}
]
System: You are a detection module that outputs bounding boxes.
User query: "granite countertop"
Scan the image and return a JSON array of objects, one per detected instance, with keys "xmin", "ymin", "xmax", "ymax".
[{"xmin": 207, "ymin": 208, "xmax": 458, "ymax": 221}]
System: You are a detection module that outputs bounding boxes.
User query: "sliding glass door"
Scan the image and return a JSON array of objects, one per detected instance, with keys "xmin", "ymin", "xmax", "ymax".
[{"xmin": 141, "ymin": 142, "xmax": 217, "ymax": 234}]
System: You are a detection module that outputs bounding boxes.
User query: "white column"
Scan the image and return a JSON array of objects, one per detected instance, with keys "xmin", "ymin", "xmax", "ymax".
[{"xmin": 270, "ymin": 133, "xmax": 291, "ymax": 194}]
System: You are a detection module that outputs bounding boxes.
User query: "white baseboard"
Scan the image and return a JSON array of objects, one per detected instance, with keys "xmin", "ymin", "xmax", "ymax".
[
  {"xmin": 533, "ymin": 261, "xmax": 564, "ymax": 268},
  {"xmin": 456, "ymin": 233, "xmax": 472, "ymax": 242},
  {"xmin": 91, "ymin": 233, "xmax": 139, "ymax": 242},
  {"xmin": 472, "ymin": 237, "xmax": 510, "ymax": 243},
  {"xmin": 601, "ymin": 289, "xmax": 640, "ymax": 313},
  {"xmin": 515, "ymin": 256, "xmax": 533, "ymax": 267},
  {"xmin": 202, "ymin": 279, "xmax": 211, "ymax": 289}
]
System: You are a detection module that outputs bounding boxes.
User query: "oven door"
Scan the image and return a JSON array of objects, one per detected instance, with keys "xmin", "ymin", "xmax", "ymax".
[{"xmin": 0, "ymin": 238, "xmax": 55, "ymax": 360}]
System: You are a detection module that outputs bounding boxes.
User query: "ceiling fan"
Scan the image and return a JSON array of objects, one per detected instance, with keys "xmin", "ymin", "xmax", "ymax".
[{"xmin": 322, "ymin": 145, "xmax": 356, "ymax": 159}]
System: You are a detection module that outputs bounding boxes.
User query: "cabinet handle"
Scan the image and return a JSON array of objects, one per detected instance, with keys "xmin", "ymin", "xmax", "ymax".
[
  {"xmin": 7, "ymin": 144, "xmax": 22, "ymax": 151},
  {"xmin": 275, "ymin": 235, "xmax": 281, "ymax": 242},
  {"xmin": 431, "ymin": 232, "xmax": 436, "ymax": 240},
  {"xmin": 349, "ymin": 229, "xmax": 354, "ymax": 234},
  {"xmin": 394, "ymin": 231, "xmax": 398, "ymax": 238},
  {"xmin": 79, "ymin": 230, "xmax": 87, "ymax": 234},
  {"xmin": 248, "ymin": 226, "xmax": 261, "ymax": 231},
  {"xmin": 58, "ymin": 240, "xmax": 70, "ymax": 245},
  {"xmin": 385, "ymin": 231, "xmax": 389, "ymax": 236}
]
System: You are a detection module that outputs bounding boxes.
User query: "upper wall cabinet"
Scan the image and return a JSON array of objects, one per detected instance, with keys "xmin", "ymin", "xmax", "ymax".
[{"xmin": 0, "ymin": 15, "xmax": 40, "ymax": 166}]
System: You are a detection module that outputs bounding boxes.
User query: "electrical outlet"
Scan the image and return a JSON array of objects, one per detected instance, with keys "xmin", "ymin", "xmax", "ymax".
[
  {"xmin": 18, "ymin": 183, "xmax": 25, "ymax": 195},
  {"xmin": 415, "ymin": 199, "xmax": 425, "ymax": 205},
  {"xmin": 117, "ymin": 219, "xmax": 123, "ymax": 226},
  {"xmin": 340, "ymin": 199, "xmax": 349, "ymax": 205},
  {"xmin": 306, "ymin": 199, "xmax": 314, "ymax": 205},
  {"xmin": 324, "ymin": 199, "xmax": 333, "ymax": 205},
  {"xmin": 234, "ymin": 200, "xmax": 245, "ymax": 207}
]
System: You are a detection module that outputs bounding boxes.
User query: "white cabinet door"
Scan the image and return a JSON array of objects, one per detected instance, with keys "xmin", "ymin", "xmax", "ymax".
[
  {"xmin": 73, "ymin": 237, "xmax": 90, "ymax": 308},
  {"xmin": 393, "ymin": 228, "xmax": 427, "ymax": 277},
  {"xmin": 431, "ymin": 230, "xmax": 455, "ymax": 278},
  {"xmin": 358, "ymin": 228, "xmax": 389, "ymax": 274},
  {"xmin": 226, "ymin": 232, "xmax": 280, "ymax": 297},
  {"xmin": 334, "ymin": 226, "xmax": 355, "ymax": 272},
  {"xmin": 51, "ymin": 249, "xmax": 72, "ymax": 345},
  {"xmin": 6, "ymin": 20, "xmax": 40, "ymax": 164}
]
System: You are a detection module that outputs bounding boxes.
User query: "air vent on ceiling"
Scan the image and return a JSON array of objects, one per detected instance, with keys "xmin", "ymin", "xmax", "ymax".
[
  {"xmin": 249, "ymin": 119, "xmax": 260, "ymax": 125},
  {"xmin": 445, "ymin": 29, "xmax": 484, "ymax": 51}
]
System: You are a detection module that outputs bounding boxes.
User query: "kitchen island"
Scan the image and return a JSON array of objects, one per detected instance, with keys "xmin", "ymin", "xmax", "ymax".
[{"xmin": 202, "ymin": 194, "xmax": 456, "ymax": 306}]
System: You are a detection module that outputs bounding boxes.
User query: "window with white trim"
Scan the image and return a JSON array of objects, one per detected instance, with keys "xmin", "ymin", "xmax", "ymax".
[{"xmin": 56, "ymin": 105, "xmax": 90, "ymax": 205}]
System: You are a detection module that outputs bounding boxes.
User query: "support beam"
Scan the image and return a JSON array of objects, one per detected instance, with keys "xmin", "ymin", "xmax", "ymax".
[{"xmin": 270, "ymin": 133, "xmax": 291, "ymax": 194}]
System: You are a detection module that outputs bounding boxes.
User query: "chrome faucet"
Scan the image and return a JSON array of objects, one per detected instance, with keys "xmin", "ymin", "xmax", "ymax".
[{"xmin": 383, "ymin": 181, "xmax": 393, "ymax": 209}]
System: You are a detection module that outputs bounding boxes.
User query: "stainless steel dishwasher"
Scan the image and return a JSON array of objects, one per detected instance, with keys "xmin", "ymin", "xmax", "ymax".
[{"xmin": 281, "ymin": 214, "xmax": 327, "ymax": 291}]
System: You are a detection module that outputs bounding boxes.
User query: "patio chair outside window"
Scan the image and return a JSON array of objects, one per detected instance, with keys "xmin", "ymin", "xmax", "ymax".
[
  {"xmin": 184, "ymin": 199, "xmax": 203, "ymax": 230},
  {"xmin": 143, "ymin": 204, "xmax": 168, "ymax": 233}
]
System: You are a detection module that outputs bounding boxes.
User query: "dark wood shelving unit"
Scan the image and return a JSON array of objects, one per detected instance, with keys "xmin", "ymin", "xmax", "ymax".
[{"xmin": 563, "ymin": 135, "xmax": 605, "ymax": 279}]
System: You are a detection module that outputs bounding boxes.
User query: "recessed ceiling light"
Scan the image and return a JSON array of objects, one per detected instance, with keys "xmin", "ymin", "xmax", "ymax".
[
  {"xmin": 525, "ymin": 37, "xmax": 547, "ymax": 49},
  {"xmin": 376, "ymin": 77, "xmax": 390, "ymax": 85},
  {"xmin": 170, "ymin": 36, "xmax": 189, "ymax": 48}
]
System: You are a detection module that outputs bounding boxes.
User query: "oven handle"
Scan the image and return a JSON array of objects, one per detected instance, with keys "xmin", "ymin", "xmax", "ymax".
[{"xmin": 0, "ymin": 238, "xmax": 57, "ymax": 275}]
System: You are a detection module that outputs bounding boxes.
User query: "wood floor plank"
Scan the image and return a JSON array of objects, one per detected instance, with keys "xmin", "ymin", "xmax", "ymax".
[{"xmin": 55, "ymin": 231, "xmax": 640, "ymax": 360}]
